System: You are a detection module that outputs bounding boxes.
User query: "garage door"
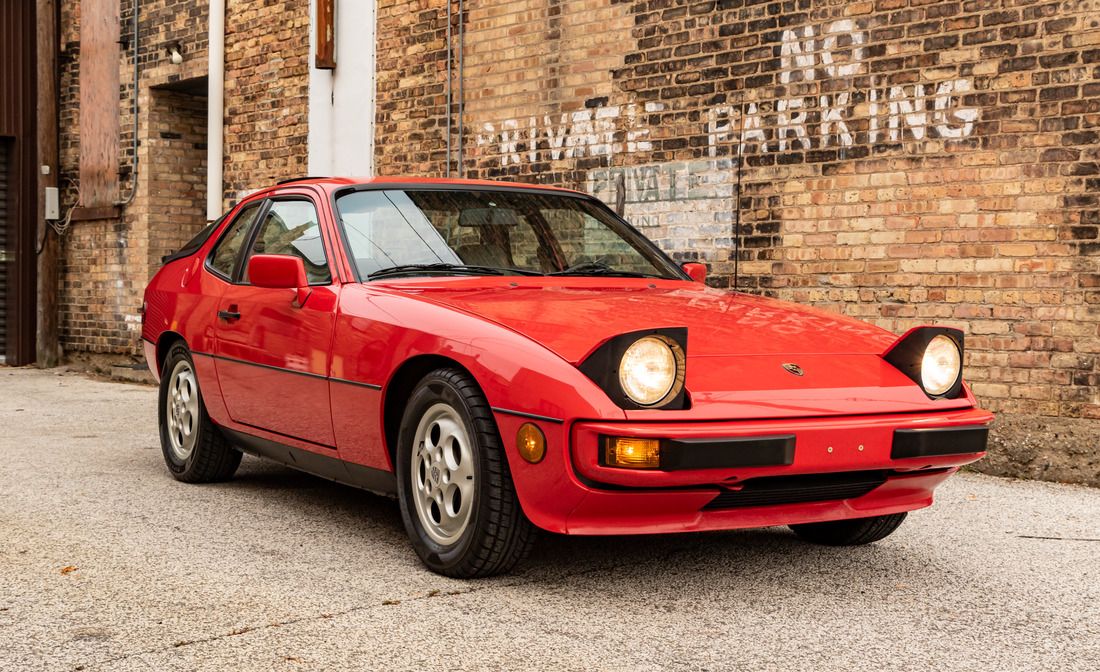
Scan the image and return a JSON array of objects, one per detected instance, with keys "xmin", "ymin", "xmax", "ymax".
[{"xmin": 0, "ymin": 141, "xmax": 8, "ymax": 358}]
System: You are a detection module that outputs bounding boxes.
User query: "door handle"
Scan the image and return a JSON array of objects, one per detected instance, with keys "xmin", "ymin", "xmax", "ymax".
[{"xmin": 217, "ymin": 307, "xmax": 242, "ymax": 321}]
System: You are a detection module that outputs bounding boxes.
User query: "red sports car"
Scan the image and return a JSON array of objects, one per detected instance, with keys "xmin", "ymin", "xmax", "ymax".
[{"xmin": 143, "ymin": 177, "xmax": 992, "ymax": 577}]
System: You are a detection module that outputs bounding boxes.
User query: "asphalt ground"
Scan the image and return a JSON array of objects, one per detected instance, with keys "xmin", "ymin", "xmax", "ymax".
[{"xmin": 1, "ymin": 367, "xmax": 1098, "ymax": 671}]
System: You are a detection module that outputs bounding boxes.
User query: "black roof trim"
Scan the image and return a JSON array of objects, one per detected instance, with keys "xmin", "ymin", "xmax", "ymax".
[{"xmin": 276, "ymin": 176, "xmax": 331, "ymax": 185}]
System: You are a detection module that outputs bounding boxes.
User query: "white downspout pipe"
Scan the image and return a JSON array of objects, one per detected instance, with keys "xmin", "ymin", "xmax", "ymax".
[{"xmin": 206, "ymin": 0, "xmax": 225, "ymax": 220}]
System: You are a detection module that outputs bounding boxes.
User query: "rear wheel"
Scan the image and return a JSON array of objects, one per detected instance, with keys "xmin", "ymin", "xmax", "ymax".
[
  {"xmin": 396, "ymin": 368, "xmax": 535, "ymax": 577},
  {"xmin": 158, "ymin": 342, "xmax": 241, "ymax": 483},
  {"xmin": 789, "ymin": 512, "xmax": 907, "ymax": 546}
]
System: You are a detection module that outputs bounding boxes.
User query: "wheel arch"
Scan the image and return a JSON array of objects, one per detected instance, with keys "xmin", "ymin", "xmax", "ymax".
[
  {"xmin": 155, "ymin": 331, "xmax": 187, "ymax": 375},
  {"xmin": 382, "ymin": 354, "xmax": 479, "ymax": 468}
]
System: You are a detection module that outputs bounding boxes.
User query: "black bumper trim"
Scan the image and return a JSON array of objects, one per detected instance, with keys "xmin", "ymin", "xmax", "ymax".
[
  {"xmin": 891, "ymin": 425, "xmax": 989, "ymax": 459},
  {"xmin": 703, "ymin": 470, "xmax": 888, "ymax": 510},
  {"xmin": 491, "ymin": 407, "xmax": 565, "ymax": 424},
  {"xmin": 658, "ymin": 435, "xmax": 796, "ymax": 470}
]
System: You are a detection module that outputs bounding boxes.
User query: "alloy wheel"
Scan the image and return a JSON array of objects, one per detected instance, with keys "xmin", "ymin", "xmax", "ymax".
[
  {"xmin": 165, "ymin": 359, "xmax": 200, "ymax": 462},
  {"xmin": 411, "ymin": 402, "xmax": 476, "ymax": 545}
]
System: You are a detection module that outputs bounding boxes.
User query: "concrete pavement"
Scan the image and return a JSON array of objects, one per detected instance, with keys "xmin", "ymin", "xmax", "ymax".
[{"xmin": 1, "ymin": 367, "xmax": 1098, "ymax": 671}]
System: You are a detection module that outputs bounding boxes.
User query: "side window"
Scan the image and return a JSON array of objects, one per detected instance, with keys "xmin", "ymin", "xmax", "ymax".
[
  {"xmin": 209, "ymin": 203, "xmax": 263, "ymax": 279},
  {"xmin": 243, "ymin": 199, "xmax": 332, "ymax": 285}
]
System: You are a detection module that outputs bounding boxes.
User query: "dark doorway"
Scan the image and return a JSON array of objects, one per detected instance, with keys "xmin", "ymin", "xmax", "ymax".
[
  {"xmin": 147, "ymin": 80, "xmax": 209, "ymax": 271},
  {"xmin": 0, "ymin": 138, "xmax": 9, "ymax": 360},
  {"xmin": 0, "ymin": 0, "xmax": 39, "ymax": 365}
]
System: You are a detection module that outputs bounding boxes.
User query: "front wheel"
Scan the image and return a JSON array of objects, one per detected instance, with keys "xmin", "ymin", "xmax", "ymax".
[
  {"xmin": 396, "ymin": 368, "xmax": 535, "ymax": 578},
  {"xmin": 789, "ymin": 512, "xmax": 907, "ymax": 546},
  {"xmin": 158, "ymin": 342, "xmax": 241, "ymax": 483}
]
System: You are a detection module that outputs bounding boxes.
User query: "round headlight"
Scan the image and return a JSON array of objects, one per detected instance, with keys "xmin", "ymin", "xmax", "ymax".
[
  {"xmin": 619, "ymin": 336, "xmax": 684, "ymax": 407},
  {"xmin": 921, "ymin": 334, "xmax": 961, "ymax": 396}
]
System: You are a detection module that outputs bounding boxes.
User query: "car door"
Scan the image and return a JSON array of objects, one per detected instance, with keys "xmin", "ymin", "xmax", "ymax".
[{"xmin": 212, "ymin": 193, "xmax": 340, "ymax": 447}]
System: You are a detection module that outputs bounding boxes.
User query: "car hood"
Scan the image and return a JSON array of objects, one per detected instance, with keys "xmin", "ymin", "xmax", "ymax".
[
  {"xmin": 376, "ymin": 278, "xmax": 974, "ymax": 419},
  {"xmin": 382, "ymin": 279, "xmax": 898, "ymax": 364}
]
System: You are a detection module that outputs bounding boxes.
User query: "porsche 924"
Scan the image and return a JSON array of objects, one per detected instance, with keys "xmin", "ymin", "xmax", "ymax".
[{"xmin": 142, "ymin": 177, "xmax": 992, "ymax": 577}]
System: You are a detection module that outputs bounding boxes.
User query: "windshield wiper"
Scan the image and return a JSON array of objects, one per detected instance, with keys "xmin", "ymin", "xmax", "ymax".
[
  {"xmin": 548, "ymin": 262, "xmax": 660, "ymax": 278},
  {"xmin": 367, "ymin": 263, "xmax": 543, "ymax": 279}
]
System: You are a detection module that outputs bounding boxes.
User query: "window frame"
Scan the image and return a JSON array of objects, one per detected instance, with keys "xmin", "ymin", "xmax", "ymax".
[
  {"xmin": 204, "ymin": 198, "xmax": 270, "ymax": 283},
  {"xmin": 239, "ymin": 196, "xmax": 335, "ymax": 287},
  {"xmin": 205, "ymin": 194, "xmax": 336, "ymax": 287}
]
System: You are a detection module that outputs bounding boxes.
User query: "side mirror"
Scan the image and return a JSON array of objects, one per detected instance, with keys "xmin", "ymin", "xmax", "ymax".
[
  {"xmin": 248, "ymin": 254, "xmax": 311, "ymax": 305},
  {"xmin": 681, "ymin": 262, "xmax": 707, "ymax": 283}
]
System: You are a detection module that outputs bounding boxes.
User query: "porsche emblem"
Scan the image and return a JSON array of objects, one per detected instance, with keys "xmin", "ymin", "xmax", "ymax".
[{"xmin": 782, "ymin": 363, "xmax": 804, "ymax": 376}]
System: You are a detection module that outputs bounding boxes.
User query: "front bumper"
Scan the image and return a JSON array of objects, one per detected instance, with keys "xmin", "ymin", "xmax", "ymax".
[{"xmin": 495, "ymin": 406, "xmax": 992, "ymax": 535}]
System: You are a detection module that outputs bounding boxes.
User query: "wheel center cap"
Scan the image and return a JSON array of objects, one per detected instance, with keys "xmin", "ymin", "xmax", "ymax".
[{"xmin": 431, "ymin": 465, "xmax": 441, "ymax": 482}]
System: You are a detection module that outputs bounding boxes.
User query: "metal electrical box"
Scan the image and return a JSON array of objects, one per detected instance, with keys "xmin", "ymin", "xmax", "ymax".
[{"xmin": 45, "ymin": 186, "xmax": 60, "ymax": 220}]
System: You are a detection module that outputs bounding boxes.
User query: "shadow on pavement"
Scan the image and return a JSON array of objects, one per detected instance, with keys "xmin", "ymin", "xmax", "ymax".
[{"xmin": 166, "ymin": 453, "xmax": 950, "ymax": 594}]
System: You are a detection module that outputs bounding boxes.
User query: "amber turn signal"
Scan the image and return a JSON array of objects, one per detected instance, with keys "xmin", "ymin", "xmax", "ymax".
[
  {"xmin": 604, "ymin": 437, "xmax": 661, "ymax": 469},
  {"xmin": 517, "ymin": 423, "xmax": 546, "ymax": 464}
]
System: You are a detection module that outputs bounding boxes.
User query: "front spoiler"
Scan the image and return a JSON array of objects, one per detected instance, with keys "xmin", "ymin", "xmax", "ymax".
[
  {"xmin": 493, "ymin": 406, "xmax": 992, "ymax": 535},
  {"xmin": 561, "ymin": 468, "xmax": 955, "ymax": 535}
]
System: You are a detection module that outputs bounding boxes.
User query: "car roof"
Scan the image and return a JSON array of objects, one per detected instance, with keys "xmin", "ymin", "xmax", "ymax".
[{"xmin": 261, "ymin": 176, "xmax": 587, "ymax": 196}]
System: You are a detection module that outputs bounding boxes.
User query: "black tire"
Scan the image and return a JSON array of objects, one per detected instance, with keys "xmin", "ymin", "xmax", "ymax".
[
  {"xmin": 158, "ymin": 342, "xmax": 242, "ymax": 483},
  {"xmin": 789, "ymin": 512, "xmax": 907, "ymax": 546},
  {"xmin": 396, "ymin": 367, "xmax": 535, "ymax": 578}
]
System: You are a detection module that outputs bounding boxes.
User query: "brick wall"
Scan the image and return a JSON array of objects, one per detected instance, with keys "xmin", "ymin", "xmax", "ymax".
[
  {"xmin": 375, "ymin": 0, "xmax": 1100, "ymax": 429},
  {"xmin": 375, "ymin": 1, "xmax": 451, "ymax": 175},
  {"xmin": 146, "ymin": 88, "xmax": 209, "ymax": 270},
  {"xmin": 58, "ymin": 0, "xmax": 211, "ymax": 355},
  {"xmin": 222, "ymin": 0, "xmax": 311, "ymax": 204},
  {"xmin": 57, "ymin": 0, "xmax": 310, "ymax": 356}
]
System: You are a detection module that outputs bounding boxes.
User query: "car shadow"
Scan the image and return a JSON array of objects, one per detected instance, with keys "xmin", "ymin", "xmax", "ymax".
[
  {"xmin": 146, "ymin": 453, "xmax": 956, "ymax": 595},
  {"xmin": 227, "ymin": 455, "xmax": 407, "ymax": 531}
]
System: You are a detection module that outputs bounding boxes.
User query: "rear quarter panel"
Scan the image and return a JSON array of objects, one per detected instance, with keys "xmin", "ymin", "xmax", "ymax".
[{"xmin": 142, "ymin": 256, "xmax": 229, "ymax": 422}]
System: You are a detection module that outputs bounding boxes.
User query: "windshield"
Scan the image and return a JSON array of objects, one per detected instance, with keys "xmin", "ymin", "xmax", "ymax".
[{"xmin": 334, "ymin": 189, "xmax": 684, "ymax": 280}]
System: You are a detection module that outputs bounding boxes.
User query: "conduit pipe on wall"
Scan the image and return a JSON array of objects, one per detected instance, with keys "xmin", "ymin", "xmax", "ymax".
[
  {"xmin": 445, "ymin": 0, "xmax": 452, "ymax": 177},
  {"xmin": 116, "ymin": 0, "xmax": 139, "ymax": 206},
  {"xmin": 457, "ymin": 0, "xmax": 464, "ymax": 177},
  {"xmin": 733, "ymin": 97, "xmax": 745, "ymax": 291},
  {"xmin": 207, "ymin": 0, "xmax": 225, "ymax": 220}
]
